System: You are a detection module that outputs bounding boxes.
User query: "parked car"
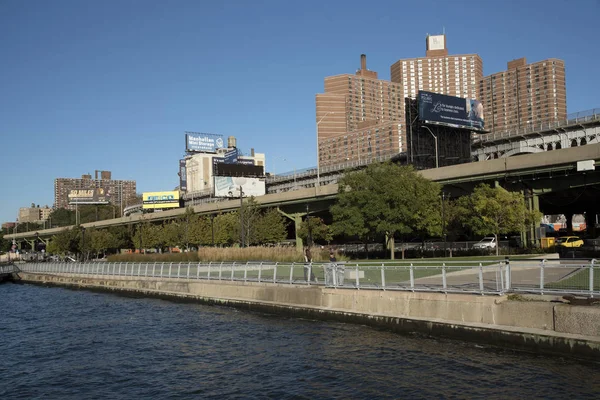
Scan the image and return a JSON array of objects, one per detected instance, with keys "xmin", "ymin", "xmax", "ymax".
[
  {"xmin": 555, "ymin": 236, "xmax": 584, "ymax": 248},
  {"xmin": 472, "ymin": 237, "xmax": 497, "ymax": 250}
]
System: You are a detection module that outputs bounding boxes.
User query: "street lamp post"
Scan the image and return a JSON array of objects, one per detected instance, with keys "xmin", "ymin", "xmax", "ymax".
[
  {"xmin": 316, "ymin": 111, "xmax": 336, "ymax": 189},
  {"xmin": 422, "ymin": 125, "xmax": 439, "ymax": 168}
]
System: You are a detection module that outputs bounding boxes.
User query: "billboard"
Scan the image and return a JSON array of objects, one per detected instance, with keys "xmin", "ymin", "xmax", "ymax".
[
  {"xmin": 185, "ymin": 132, "xmax": 224, "ymax": 153},
  {"xmin": 142, "ymin": 191, "xmax": 180, "ymax": 210},
  {"xmin": 179, "ymin": 159, "xmax": 187, "ymax": 191},
  {"xmin": 213, "ymin": 156, "xmax": 254, "ymax": 166},
  {"xmin": 418, "ymin": 91, "xmax": 485, "ymax": 131},
  {"xmin": 68, "ymin": 188, "xmax": 110, "ymax": 205},
  {"xmin": 213, "ymin": 162, "xmax": 264, "ymax": 177},
  {"xmin": 224, "ymin": 148, "xmax": 238, "ymax": 164},
  {"xmin": 214, "ymin": 177, "xmax": 266, "ymax": 198}
]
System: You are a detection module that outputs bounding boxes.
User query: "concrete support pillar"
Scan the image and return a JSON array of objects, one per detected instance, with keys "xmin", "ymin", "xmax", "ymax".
[
  {"xmin": 565, "ymin": 213, "xmax": 574, "ymax": 235},
  {"xmin": 532, "ymin": 193, "xmax": 541, "ymax": 245},
  {"xmin": 277, "ymin": 208, "xmax": 305, "ymax": 251},
  {"xmin": 585, "ymin": 208, "xmax": 598, "ymax": 238}
]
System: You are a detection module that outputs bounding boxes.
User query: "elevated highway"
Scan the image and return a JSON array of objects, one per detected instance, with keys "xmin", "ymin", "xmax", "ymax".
[{"xmin": 5, "ymin": 143, "xmax": 600, "ymax": 242}]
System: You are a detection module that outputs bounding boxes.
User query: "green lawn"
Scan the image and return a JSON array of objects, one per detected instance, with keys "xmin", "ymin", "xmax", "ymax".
[{"xmin": 545, "ymin": 268, "xmax": 600, "ymax": 292}]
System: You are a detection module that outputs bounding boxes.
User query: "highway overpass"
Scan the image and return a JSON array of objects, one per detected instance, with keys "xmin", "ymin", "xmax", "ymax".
[{"xmin": 5, "ymin": 143, "xmax": 600, "ymax": 242}]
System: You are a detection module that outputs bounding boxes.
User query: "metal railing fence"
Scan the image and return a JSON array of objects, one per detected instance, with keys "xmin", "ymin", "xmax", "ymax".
[{"xmin": 18, "ymin": 258, "xmax": 599, "ymax": 297}]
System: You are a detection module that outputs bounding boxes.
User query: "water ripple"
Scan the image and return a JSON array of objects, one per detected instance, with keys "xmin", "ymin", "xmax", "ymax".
[{"xmin": 1, "ymin": 283, "xmax": 599, "ymax": 399}]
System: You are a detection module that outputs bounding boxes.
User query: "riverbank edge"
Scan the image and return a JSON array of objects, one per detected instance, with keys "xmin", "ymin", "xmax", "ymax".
[{"xmin": 16, "ymin": 272, "xmax": 600, "ymax": 361}]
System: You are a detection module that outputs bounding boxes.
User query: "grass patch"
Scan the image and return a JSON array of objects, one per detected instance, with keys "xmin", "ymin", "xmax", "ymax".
[{"xmin": 545, "ymin": 268, "xmax": 600, "ymax": 291}]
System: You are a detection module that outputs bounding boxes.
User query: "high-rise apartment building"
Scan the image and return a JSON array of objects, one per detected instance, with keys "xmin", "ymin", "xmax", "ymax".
[
  {"xmin": 478, "ymin": 57, "xmax": 567, "ymax": 134},
  {"xmin": 316, "ymin": 55, "xmax": 405, "ymax": 167},
  {"xmin": 54, "ymin": 170, "xmax": 137, "ymax": 212},
  {"xmin": 390, "ymin": 34, "xmax": 483, "ymax": 101}
]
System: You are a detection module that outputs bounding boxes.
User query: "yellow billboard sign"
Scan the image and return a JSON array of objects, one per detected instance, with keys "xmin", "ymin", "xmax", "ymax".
[{"xmin": 142, "ymin": 191, "xmax": 180, "ymax": 210}]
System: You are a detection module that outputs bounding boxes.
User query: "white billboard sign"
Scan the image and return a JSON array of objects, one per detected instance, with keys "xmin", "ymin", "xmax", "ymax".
[{"xmin": 214, "ymin": 176, "xmax": 266, "ymax": 198}]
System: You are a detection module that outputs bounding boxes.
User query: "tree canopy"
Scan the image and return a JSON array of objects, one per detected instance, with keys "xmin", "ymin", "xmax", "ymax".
[
  {"xmin": 331, "ymin": 162, "xmax": 442, "ymax": 258},
  {"xmin": 455, "ymin": 184, "xmax": 541, "ymax": 255}
]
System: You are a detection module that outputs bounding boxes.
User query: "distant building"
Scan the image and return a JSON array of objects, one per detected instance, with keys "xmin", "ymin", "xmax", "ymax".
[
  {"xmin": 390, "ymin": 34, "xmax": 483, "ymax": 101},
  {"xmin": 183, "ymin": 137, "xmax": 265, "ymax": 196},
  {"xmin": 54, "ymin": 170, "xmax": 137, "ymax": 212},
  {"xmin": 478, "ymin": 57, "xmax": 567, "ymax": 134},
  {"xmin": 2, "ymin": 222, "xmax": 16, "ymax": 230},
  {"xmin": 17, "ymin": 205, "xmax": 53, "ymax": 223},
  {"xmin": 316, "ymin": 54, "xmax": 405, "ymax": 167}
]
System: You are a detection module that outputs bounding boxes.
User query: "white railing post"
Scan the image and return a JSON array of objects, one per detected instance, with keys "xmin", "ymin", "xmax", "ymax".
[
  {"xmin": 177, "ymin": 262, "xmax": 181, "ymax": 278},
  {"xmin": 208, "ymin": 262, "xmax": 212, "ymax": 280},
  {"xmin": 505, "ymin": 257, "xmax": 511, "ymax": 291},
  {"xmin": 160, "ymin": 262, "xmax": 164, "ymax": 277},
  {"xmin": 354, "ymin": 265, "xmax": 359, "ymax": 288},
  {"xmin": 410, "ymin": 263, "xmax": 415, "ymax": 291},
  {"xmin": 144, "ymin": 262, "xmax": 148, "ymax": 277},
  {"xmin": 244, "ymin": 263, "xmax": 248, "ymax": 282},
  {"xmin": 197, "ymin": 262, "xmax": 200, "ymax": 279},
  {"xmin": 442, "ymin": 263, "xmax": 447, "ymax": 292},
  {"xmin": 478, "ymin": 263, "xmax": 484, "ymax": 294},
  {"xmin": 590, "ymin": 259, "xmax": 596, "ymax": 297},
  {"xmin": 273, "ymin": 262, "xmax": 277, "ymax": 284},
  {"xmin": 230, "ymin": 262, "xmax": 235, "ymax": 281},
  {"xmin": 258, "ymin": 262, "xmax": 262, "ymax": 283},
  {"xmin": 289, "ymin": 262, "xmax": 294, "ymax": 284},
  {"xmin": 380, "ymin": 264, "xmax": 385, "ymax": 290},
  {"xmin": 219, "ymin": 262, "xmax": 223, "ymax": 280},
  {"xmin": 540, "ymin": 259, "xmax": 546, "ymax": 295},
  {"xmin": 168, "ymin": 262, "xmax": 172, "ymax": 278}
]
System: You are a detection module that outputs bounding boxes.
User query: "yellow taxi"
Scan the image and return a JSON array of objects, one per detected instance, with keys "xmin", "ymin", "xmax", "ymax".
[{"xmin": 556, "ymin": 236, "xmax": 584, "ymax": 248}]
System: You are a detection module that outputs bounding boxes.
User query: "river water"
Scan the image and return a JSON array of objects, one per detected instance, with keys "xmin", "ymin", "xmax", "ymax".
[{"xmin": 1, "ymin": 283, "xmax": 599, "ymax": 399}]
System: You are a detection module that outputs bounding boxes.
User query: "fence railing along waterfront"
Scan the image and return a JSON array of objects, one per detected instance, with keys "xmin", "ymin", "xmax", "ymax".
[{"xmin": 18, "ymin": 259, "xmax": 600, "ymax": 297}]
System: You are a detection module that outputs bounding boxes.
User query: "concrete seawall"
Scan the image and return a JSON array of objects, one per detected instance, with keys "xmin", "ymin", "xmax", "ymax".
[{"xmin": 17, "ymin": 273, "xmax": 600, "ymax": 360}]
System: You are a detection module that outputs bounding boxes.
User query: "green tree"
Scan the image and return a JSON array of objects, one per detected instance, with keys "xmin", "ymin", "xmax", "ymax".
[
  {"xmin": 48, "ymin": 208, "xmax": 76, "ymax": 227},
  {"xmin": 457, "ymin": 184, "xmax": 541, "ymax": 255},
  {"xmin": 213, "ymin": 212, "xmax": 239, "ymax": 246},
  {"xmin": 189, "ymin": 215, "xmax": 214, "ymax": 247},
  {"xmin": 89, "ymin": 229, "xmax": 116, "ymax": 258},
  {"xmin": 298, "ymin": 216, "xmax": 332, "ymax": 245},
  {"xmin": 47, "ymin": 228, "xmax": 80, "ymax": 256},
  {"xmin": 331, "ymin": 163, "xmax": 441, "ymax": 259},
  {"xmin": 254, "ymin": 208, "xmax": 289, "ymax": 245},
  {"xmin": 240, "ymin": 197, "xmax": 262, "ymax": 247}
]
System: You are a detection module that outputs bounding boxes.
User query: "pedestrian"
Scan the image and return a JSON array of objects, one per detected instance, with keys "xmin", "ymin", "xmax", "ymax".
[
  {"xmin": 303, "ymin": 246, "xmax": 316, "ymax": 282},
  {"xmin": 329, "ymin": 248, "xmax": 336, "ymax": 263}
]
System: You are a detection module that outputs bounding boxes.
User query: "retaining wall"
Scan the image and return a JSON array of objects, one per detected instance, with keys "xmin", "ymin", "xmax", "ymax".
[{"xmin": 17, "ymin": 273, "xmax": 600, "ymax": 360}]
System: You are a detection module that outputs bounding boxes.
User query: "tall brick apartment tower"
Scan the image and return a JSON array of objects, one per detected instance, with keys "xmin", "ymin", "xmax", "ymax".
[
  {"xmin": 390, "ymin": 34, "xmax": 483, "ymax": 101},
  {"xmin": 478, "ymin": 57, "xmax": 567, "ymax": 134},
  {"xmin": 315, "ymin": 54, "xmax": 405, "ymax": 167}
]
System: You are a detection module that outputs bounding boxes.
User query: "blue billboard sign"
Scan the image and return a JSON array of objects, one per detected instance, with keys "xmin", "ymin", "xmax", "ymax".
[
  {"xmin": 179, "ymin": 159, "xmax": 187, "ymax": 191},
  {"xmin": 418, "ymin": 91, "xmax": 485, "ymax": 131},
  {"xmin": 185, "ymin": 132, "xmax": 224, "ymax": 153},
  {"xmin": 224, "ymin": 148, "xmax": 238, "ymax": 164}
]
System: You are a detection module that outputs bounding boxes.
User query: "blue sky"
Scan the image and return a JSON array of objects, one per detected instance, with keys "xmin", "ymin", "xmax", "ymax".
[{"xmin": 1, "ymin": 0, "xmax": 599, "ymax": 223}]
